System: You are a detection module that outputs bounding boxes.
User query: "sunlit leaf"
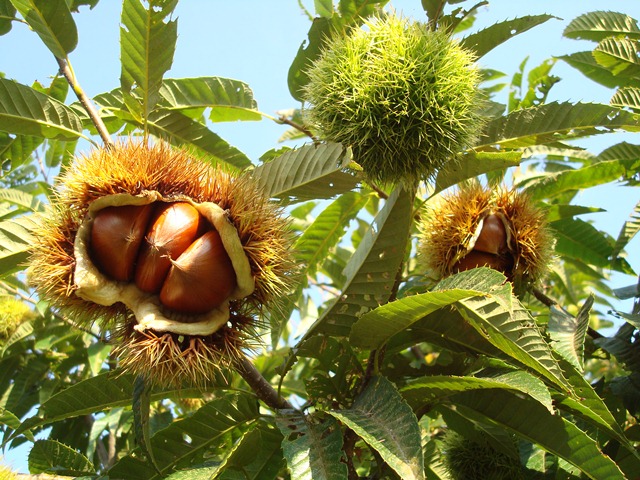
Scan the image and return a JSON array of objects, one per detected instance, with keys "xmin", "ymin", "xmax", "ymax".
[
  {"xmin": 461, "ymin": 15, "xmax": 556, "ymax": 59},
  {"xmin": 350, "ymin": 289, "xmax": 481, "ymax": 350},
  {"xmin": 478, "ymin": 102, "xmax": 640, "ymax": 149},
  {"xmin": 328, "ymin": 376, "xmax": 424, "ymax": 480},
  {"xmin": 120, "ymin": 0, "xmax": 178, "ymax": 121},
  {"xmin": 434, "ymin": 150, "xmax": 521, "ymax": 194},
  {"xmin": 10, "ymin": 0, "xmax": 77, "ymax": 58},
  {"xmin": 294, "ymin": 191, "xmax": 372, "ymax": 276},
  {"xmin": 612, "ymin": 200, "xmax": 640, "ymax": 258},
  {"xmin": 251, "ymin": 142, "xmax": 357, "ymax": 203},
  {"xmin": 593, "ymin": 37, "xmax": 640, "ymax": 77},
  {"xmin": 158, "ymin": 77, "xmax": 261, "ymax": 122},
  {"xmin": 563, "ymin": 11, "xmax": 640, "ymax": 42},
  {"xmin": 401, "ymin": 371, "xmax": 553, "ymax": 413},
  {"xmin": 551, "ymin": 218, "xmax": 613, "ymax": 269},
  {"xmin": 302, "ymin": 185, "xmax": 413, "ymax": 338},
  {"xmin": 277, "ymin": 413, "xmax": 347, "ymax": 480},
  {"xmin": 0, "ymin": 78, "xmax": 84, "ymax": 140},
  {"xmin": 522, "ymin": 160, "xmax": 626, "ymax": 200},
  {"xmin": 548, "ymin": 295, "xmax": 593, "ymax": 371},
  {"xmin": 559, "ymin": 51, "xmax": 635, "ymax": 89},
  {"xmin": 611, "ymin": 86, "xmax": 640, "ymax": 112}
]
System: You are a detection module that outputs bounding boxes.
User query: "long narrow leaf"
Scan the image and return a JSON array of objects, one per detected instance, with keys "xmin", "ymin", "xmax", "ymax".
[
  {"xmin": 612, "ymin": 200, "xmax": 640, "ymax": 258},
  {"xmin": 593, "ymin": 37, "xmax": 640, "ymax": 77},
  {"xmin": 551, "ymin": 218, "xmax": 613, "ymax": 269},
  {"xmin": 0, "ymin": 78, "xmax": 83, "ymax": 140},
  {"xmin": 461, "ymin": 15, "xmax": 556, "ymax": 59},
  {"xmin": 548, "ymin": 296, "xmax": 593, "ymax": 371},
  {"xmin": 10, "ymin": 0, "xmax": 77, "ymax": 58},
  {"xmin": 159, "ymin": 77, "xmax": 261, "ymax": 122},
  {"xmin": 478, "ymin": 102, "xmax": 640, "ymax": 149},
  {"xmin": 611, "ymin": 86, "xmax": 640, "ymax": 112},
  {"xmin": 559, "ymin": 51, "xmax": 634, "ymax": 89},
  {"xmin": 294, "ymin": 191, "xmax": 372, "ymax": 276},
  {"xmin": 302, "ymin": 185, "xmax": 413, "ymax": 338},
  {"xmin": 120, "ymin": 0, "xmax": 177, "ymax": 121}
]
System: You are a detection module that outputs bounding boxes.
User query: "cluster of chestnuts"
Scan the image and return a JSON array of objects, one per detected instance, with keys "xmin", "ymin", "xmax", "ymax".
[{"xmin": 29, "ymin": 142, "xmax": 295, "ymax": 387}]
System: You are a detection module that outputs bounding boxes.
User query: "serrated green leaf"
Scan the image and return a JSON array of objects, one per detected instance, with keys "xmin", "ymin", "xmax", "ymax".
[
  {"xmin": 301, "ymin": 185, "xmax": 412, "ymax": 338},
  {"xmin": 612, "ymin": 199, "xmax": 640, "ymax": 258},
  {"xmin": 434, "ymin": 150, "xmax": 521, "ymax": 194},
  {"xmin": 294, "ymin": 191, "xmax": 371, "ymax": 276},
  {"xmin": 401, "ymin": 371, "xmax": 553, "ymax": 413},
  {"xmin": 461, "ymin": 15, "xmax": 556, "ymax": 59},
  {"xmin": 544, "ymin": 204, "xmax": 604, "ymax": 223},
  {"xmin": 593, "ymin": 37, "xmax": 640, "ymax": 77},
  {"xmin": 522, "ymin": 160, "xmax": 626, "ymax": 200},
  {"xmin": 159, "ymin": 77, "xmax": 261, "ymax": 122},
  {"xmin": 595, "ymin": 335, "xmax": 640, "ymax": 372},
  {"xmin": 453, "ymin": 389, "xmax": 626, "ymax": 480},
  {"xmin": 10, "ymin": 0, "xmax": 77, "ymax": 58},
  {"xmin": 478, "ymin": 102, "xmax": 640, "ymax": 149},
  {"xmin": 288, "ymin": 17, "xmax": 333, "ymax": 102},
  {"xmin": 276, "ymin": 413, "xmax": 347, "ymax": 480},
  {"xmin": 251, "ymin": 143, "xmax": 357, "ymax": 203},
  {"xmin": 108, "ymin": 393, "xmax": 260, "ymax": 479},
  {"xmin": 0, "ymin": 78, "xmax": 84, "ymax": 140},
  {"xmin": 0, "ymin": 188, "xmax": 43, "ymax": 212},
  {"xmin": 548, "ymin": 296, "xmax": 593, "ymax": 371},
  {"xmin": 350, "ymin": 289, "xmax": 481, "ymax": 350},
  {"xmin": 328, "ymin": 376, "xmax": 424, "ymax": 480},
  {"xmin": 0, "ymin": 320, "xmax": 33, "ymax": 357},
  {"xmin": 147, "ymin": 109, "xmax": 251, "ymax": 169},
  {"xmin": 455, "ymin": 281, "xmax": 572, "ymax": 393},
  {"xmin": 611, "ymin": 86, "xmax": 640, "ymax": 112},
  {"xmin": 551, "ymin": 218, "xmax": 613, "ymax": 268},
  {"xmin": 563, "ymin": 11, "xmax": 640, "ymax": 42},
  {"xmin": 165, "ymin": 466, "xmax": 221, "ymax": 480},
  {"xmin": 120, "ymin": 0, "xmax": 177, "ymax": 121},
  {"xmin": 0, "ymin": 406, "xmax": 34, "ymax": 442},
  {"xmin": 28, "ymin": 439, "xmax": 95, "ymax": 476},
  {"xmin": 558, "ymin": 51, "xmax": 636, "ymax": 89}
]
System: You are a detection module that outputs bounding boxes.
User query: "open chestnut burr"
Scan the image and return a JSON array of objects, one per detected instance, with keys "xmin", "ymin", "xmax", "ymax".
[
  {"xmin": 419, "ymin": 183, "xmax": 554, "ymax": 287},
  {"xmin": 29, "ymin": 142, "xmax": 295, "ymax": 386}
]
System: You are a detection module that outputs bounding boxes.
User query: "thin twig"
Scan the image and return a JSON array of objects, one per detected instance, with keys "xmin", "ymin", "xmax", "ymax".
[
  {"xmin": 233, "ymin": 355, "xmax": 292, "ymax": 410},
  {"xmin": 277, "ymin": 114, "xmax": 317, "ymax": 142},
  {"xmin": 56, "ymin": 57, "xmax": 112, "ymax": 148},
  {"xmin": 366, "ymin": 180, "xmax": 389, "ymax": 200}
]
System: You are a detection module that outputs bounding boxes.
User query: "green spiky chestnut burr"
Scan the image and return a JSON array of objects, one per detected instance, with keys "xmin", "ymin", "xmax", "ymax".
[
  {"xmin": 419, "ymin": 184, "xmax": 555, "ymax": 288},
  {"xmin": 28, "ymin": 142, "xmax": 296, "ymax": 387},
  {"xmin": 302, "ymin": 14, "xmax": 483, "ymax": 185}
]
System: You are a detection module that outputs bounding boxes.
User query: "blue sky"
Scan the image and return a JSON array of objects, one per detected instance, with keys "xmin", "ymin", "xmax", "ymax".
[{"xmin": 1, "ymin": 0, "xmax": 640, "ymax": 472}]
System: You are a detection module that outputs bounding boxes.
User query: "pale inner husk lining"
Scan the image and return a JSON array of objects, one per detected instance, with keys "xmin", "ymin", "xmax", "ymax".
[{"xmin": 73, "ymin": 192, "xmax": 255, "ymax": 336}]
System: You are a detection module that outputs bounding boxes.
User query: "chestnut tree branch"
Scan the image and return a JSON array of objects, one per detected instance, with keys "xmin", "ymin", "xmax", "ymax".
[
  {"xmin": 233, "ymin": 355, "xmax": 292, "ymax": 410},
  {"xmin": 56, "ymin": 57, "xmax": 112, "ymax": 148},
  {"xmin": 276, "ymin": 114, "xmax": 317, "ymax": 142}
]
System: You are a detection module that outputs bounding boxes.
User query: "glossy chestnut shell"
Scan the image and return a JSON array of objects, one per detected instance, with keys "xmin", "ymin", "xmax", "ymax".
[{"xmin": 89, "ymin": 201, "xmax": 238, "ymax": 315}]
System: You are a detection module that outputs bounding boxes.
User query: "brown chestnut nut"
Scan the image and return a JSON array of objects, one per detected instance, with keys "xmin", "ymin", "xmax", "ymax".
[
  {"xmin": 160, "ymin": 230, "xmax": 237, "ymax": 314},
  {"xmin": 135, "ymin": 202, "xmax": 203, "ymax": 293},
  {"xmin": 473, "ymin": 214, "xmax": 507, "ymax": 255},
  {"xmin": 90, "ymin": 204, "xmax": 154, "ymax": 282}
]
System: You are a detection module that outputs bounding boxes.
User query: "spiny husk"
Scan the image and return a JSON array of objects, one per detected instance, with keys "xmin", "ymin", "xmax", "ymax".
[
  {"xmin": 113, "ymin": 307, "xmax": 257, "ymax": 388},
  {"xmin": 442, "ymin": 431, "xmax": 524, "ymax": 480},
  {"xmin": 28, "ymin": 142, "xmax": 296, "ymax": 387},
  {"xmin": 419, "ymin": 184, "xmax": 554, "ymax": 286},
  {"xmin": 303, "ymin": 14, "xmax": 482, "ymax": 185}
]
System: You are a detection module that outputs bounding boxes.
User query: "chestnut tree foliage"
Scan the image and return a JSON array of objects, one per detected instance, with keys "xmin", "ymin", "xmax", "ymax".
[{"xmin": 0, "ymin": 1, "xmax": 639, "ymax": 479}]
